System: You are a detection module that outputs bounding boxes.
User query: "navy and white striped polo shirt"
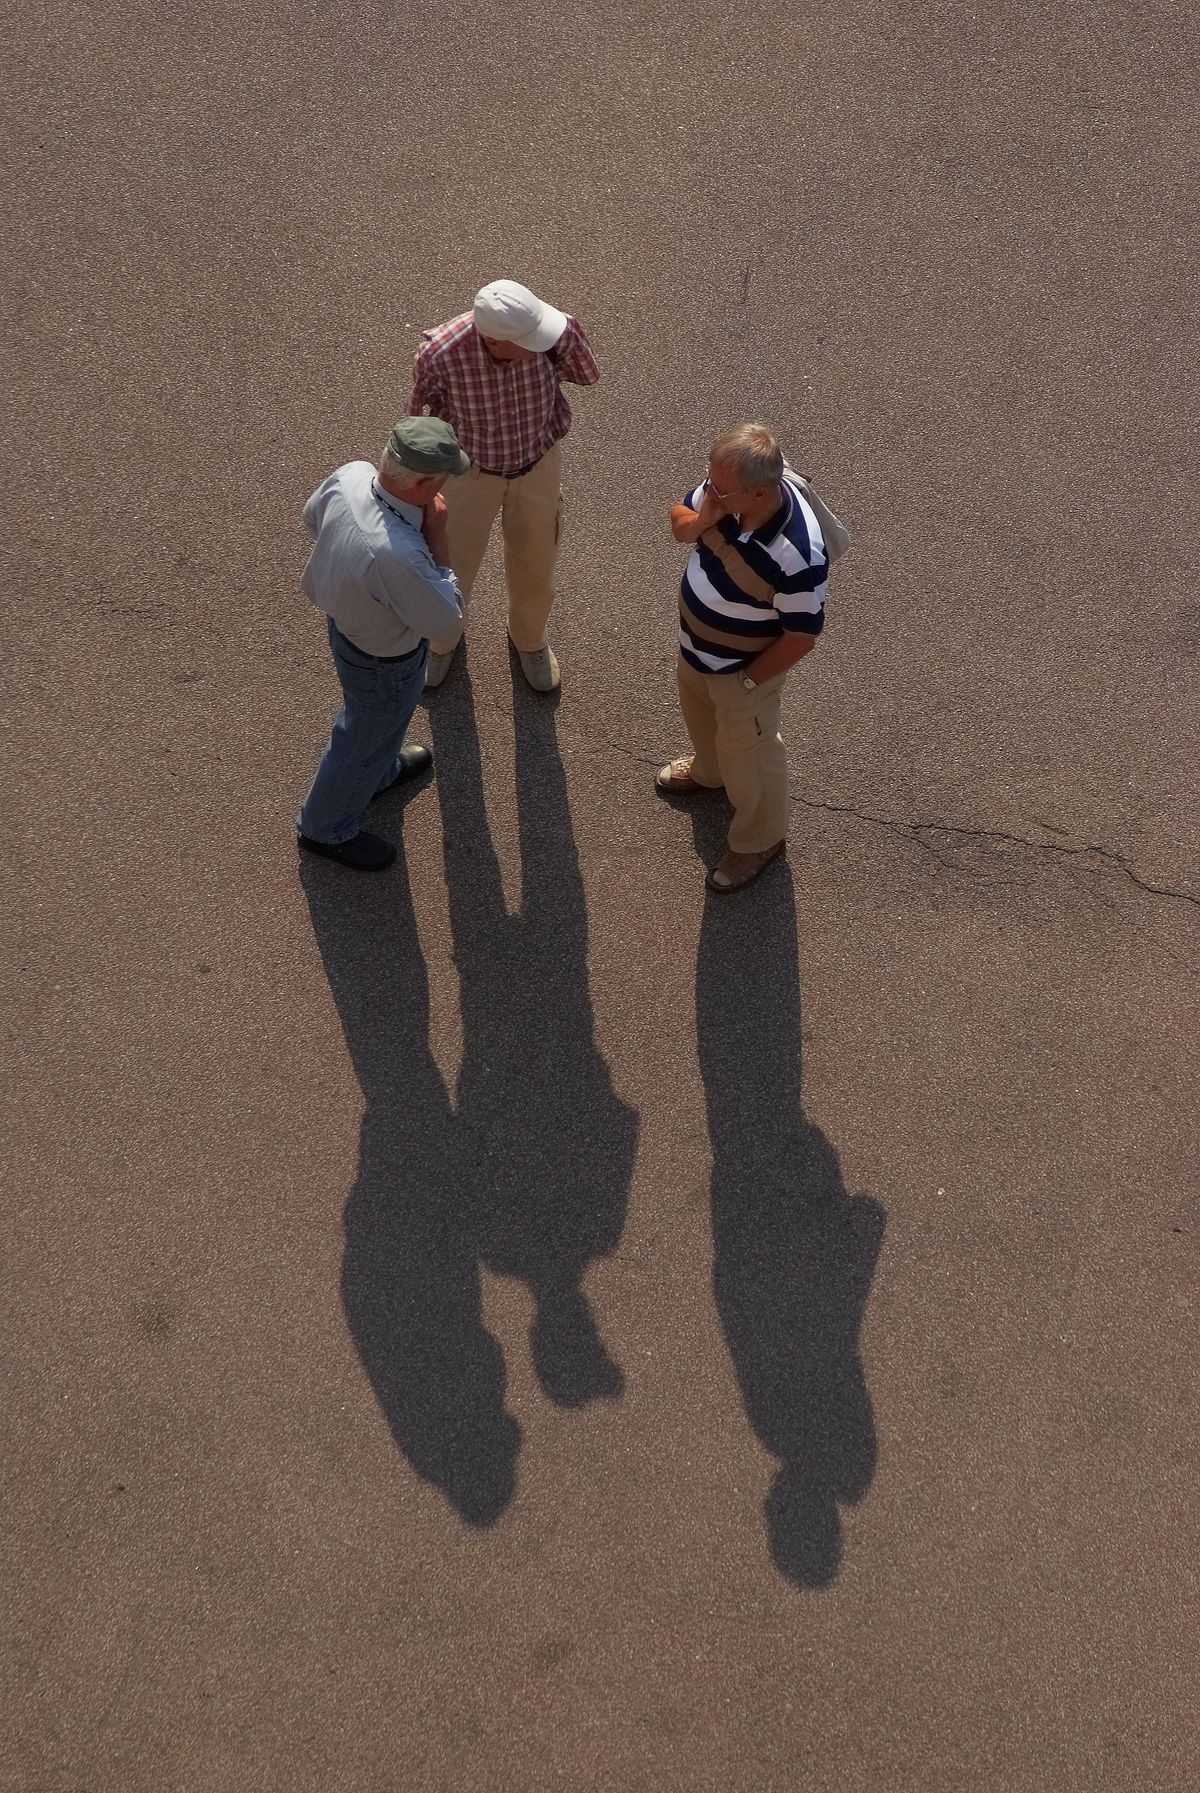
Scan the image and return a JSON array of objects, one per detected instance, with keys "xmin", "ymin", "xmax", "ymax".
[{"xmin": 678, "ymin": 475, "xmax": 828, "ymax": 674}]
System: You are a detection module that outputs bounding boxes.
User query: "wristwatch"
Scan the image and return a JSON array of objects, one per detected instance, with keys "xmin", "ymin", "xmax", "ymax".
[{"xmin": 741, "ymin": 673, "xmax": 757, "ymax": 691}]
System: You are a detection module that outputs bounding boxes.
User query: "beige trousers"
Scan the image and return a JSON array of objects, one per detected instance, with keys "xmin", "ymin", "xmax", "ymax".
[
  {"xmin": 433, "ymin": 441, "xmax": 563, "ymax": 655},
  {"xmin": 676, "ymin": 655, "xmax": 791, "ymax": 854}
]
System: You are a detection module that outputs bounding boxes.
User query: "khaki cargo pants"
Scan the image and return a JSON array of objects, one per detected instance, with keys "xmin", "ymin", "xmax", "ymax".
[
  {"xmin": 432, "ymin": 442, "xmax": 563, "ymax": 656},
  {"xmin": 676, "ymin": 654, "xmax": 790, "ymax": 854}
]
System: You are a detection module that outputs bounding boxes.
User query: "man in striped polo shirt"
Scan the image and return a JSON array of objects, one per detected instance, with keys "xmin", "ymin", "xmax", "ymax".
[{"xmin": 657, "ymin": 423, "xmax": 828, "ymax": 893}]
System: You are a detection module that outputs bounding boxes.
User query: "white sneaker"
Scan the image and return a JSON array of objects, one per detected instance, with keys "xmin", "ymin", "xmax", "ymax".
[
  {"xmin": 424, "ymin": 644, "xmax": 458, "ymax": 689},
  {"xmin": 515, "ymin": 644, "xmax": 561, "ymax": 692}
]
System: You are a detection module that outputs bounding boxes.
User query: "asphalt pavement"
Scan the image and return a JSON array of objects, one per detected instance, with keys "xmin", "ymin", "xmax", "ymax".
[{"xmin": 3, "ymin": 2, "xmax": 1197, "ymax": 1788}]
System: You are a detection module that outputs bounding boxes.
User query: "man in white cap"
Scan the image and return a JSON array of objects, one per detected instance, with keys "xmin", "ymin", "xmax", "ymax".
[{"xmin": 409, "ymin": 279, "xmax": 600, "ymax": 692}]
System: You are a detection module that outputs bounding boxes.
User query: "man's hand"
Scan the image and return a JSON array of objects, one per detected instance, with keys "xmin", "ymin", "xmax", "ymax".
[
  {"xmin": 422, "ymin": 493, "xmax": 451, "ymax": 565},
  {"xmin": 670, "ymin": 483, "xmax": 730, "ymax": 545},
  {"xmin": 695, "ymin": 482, "xmax": 730, "ymax": 532}
]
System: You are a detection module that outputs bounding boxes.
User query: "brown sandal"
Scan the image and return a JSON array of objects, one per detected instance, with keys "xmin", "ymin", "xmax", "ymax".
[{"xmin": 705, "ymin": 842, "xmax": 786, "ymax": 894}]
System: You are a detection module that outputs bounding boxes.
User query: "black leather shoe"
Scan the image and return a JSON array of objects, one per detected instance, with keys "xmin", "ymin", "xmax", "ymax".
[
  {"xmin": 372, "ymin": 744, "xmax": 433, "ymax": 800},
  {"xmin": 297, "ymin": 829, "xmax": 396, "ymax": 871}
]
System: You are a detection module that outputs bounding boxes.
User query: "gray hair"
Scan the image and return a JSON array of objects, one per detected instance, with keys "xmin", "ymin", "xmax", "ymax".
[
  {"xmin": 378, "ymin": 444, "xmax": 432, "ymax": 490},
  {"xmin": 709, "ymin": 423, "xmax": 784, "ymax": 490}
]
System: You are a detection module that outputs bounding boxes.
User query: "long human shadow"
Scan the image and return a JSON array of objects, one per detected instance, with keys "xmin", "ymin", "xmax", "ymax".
[
  {"xmin": 431, "ymin": 665, "xmax": 638, "ymax": 1409},
  {"xmin": 692, "ymin": 810, "xmax": 886, "ymax": 1587},
  {"xmin": 302, "ymin": 667, "xmax": 636, "ymax": 1527},
  {"xmin": 302, "ymin": 847, "xmax": 520, "ymax": 1525}
]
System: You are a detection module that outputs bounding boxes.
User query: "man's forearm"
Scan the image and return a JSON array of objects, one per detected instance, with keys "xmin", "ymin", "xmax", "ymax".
[
  {"xmin": 670, "ymin": 503, "xmax": 707, "ymax": 545},
  {"xmin": 382, "ymin": 561, "xmax": 463, "ymax": 639},
  {"xmin": 554, "ymin": 320, "xmax": 600, "ymax": 386},
  {"xmin": 748, "ymin": 632, "xmax": 818, "ymax": 683}
]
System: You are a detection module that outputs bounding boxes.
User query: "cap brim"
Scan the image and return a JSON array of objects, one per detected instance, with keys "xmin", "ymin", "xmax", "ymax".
[
  {"xmin": 449, "ymin": 447, "xmax": 471, "ymax": 475},
  {"xmin": 521, "ymin": 302, "xmax": 568, "ymax": 352}
]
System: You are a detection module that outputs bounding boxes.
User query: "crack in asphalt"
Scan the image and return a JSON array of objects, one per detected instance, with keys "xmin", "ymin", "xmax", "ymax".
[
  {"xmin": 791, "ymin": 794, "xmax": 1200, "ymax": 909},
  {"xmin": 446, "ymin": 691, "xmax": 1200, "ymax": 914}
]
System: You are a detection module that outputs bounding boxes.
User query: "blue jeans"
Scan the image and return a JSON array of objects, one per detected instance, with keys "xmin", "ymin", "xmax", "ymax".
[{"xmin": 298, "ymin": 620, "xmax": 428, "ymax": 844}]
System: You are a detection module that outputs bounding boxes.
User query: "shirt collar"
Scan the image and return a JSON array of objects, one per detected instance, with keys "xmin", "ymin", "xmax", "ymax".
[
  {"xmin": 470, "ymin": 321, "xmax": 520, "ymax": 374},
  {"xmin": 749, "ymin": 482, "xmax": 790, "ymax": 541},
  {"xmin": 371, "ymin": 479, "xmax": 423, "ymax": 527},
  {"xmin": 730, "ymin": 482, "xmax": 790, "ymax": 543}
]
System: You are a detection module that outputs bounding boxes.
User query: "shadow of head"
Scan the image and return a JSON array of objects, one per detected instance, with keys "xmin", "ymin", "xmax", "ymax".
[
  {"xmin": 765, "ymin": 1467, "xmax": 844, "ymax": 1589},
  {"xmin": 410, "ymin": 1405, "xmax": 522, "ymax": 1529},
  {"xmin": 530, "ymin": 1289, "xmax": 625, "ymax": 1408}
]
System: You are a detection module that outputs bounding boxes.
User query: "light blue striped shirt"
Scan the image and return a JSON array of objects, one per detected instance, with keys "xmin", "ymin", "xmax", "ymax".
[{"xmin": 301, "ymin": 460, "xmax": 463, "ymax": 656}]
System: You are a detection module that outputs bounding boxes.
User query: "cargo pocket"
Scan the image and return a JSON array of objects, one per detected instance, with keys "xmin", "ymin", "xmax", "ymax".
[{"xmin": 721, "ymin": 712, "xmax": 760, "ymax": 754}]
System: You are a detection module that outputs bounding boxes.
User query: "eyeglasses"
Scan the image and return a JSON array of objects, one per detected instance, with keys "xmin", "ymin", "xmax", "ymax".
[{"xmin": 704, "ymin": 475, "xmax": 739, "ymax": 501}]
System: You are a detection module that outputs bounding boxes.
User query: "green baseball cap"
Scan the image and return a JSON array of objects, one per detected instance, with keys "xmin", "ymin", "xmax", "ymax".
[{"xmin": 385, "ymin": 415, "xmax": 471, "ymax": 476}]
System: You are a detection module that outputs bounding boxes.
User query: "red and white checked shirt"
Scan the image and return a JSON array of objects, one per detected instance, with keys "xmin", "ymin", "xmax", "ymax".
[{"xmin": 409, "ymin": 312, "xmax": 600, "ymax": 476}]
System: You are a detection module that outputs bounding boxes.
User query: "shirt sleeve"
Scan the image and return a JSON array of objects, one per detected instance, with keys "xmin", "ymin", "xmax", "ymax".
[
  {"xmin": 550, "ymin": 317, "xmax": 600, "ymax": 387},
  {"xmin": 775, "ymin": 558, "xmax": 828, "ymax": 633},
  {"xmin": 302, "ymin": 482, "xmax": 325, "ymax": 538},
  {"xmin": 777, "ymin": 597, "xmax": 826, "ymax": 635},
  {"xmin": 371, "ymin": 536, "xmax": 464, "ymax": 639},
  {"xmin": 772, "ymin": 503, "xmax": 830, "ymax": 631},
  {"xmin": 409, "ymin": 340, "xmax": 447, "ymax": 418}
]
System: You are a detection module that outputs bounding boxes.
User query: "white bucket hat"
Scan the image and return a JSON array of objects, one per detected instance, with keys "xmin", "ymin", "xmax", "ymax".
[{"xmin": 473, "ymin": 279, "xmax": 568, "ymax": 352}]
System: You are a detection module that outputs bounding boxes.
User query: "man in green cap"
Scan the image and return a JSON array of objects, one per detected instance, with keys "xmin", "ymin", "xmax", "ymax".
[{"xmin": 296, "ymin": 418, "xmax": 469, "ymax": 871}]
